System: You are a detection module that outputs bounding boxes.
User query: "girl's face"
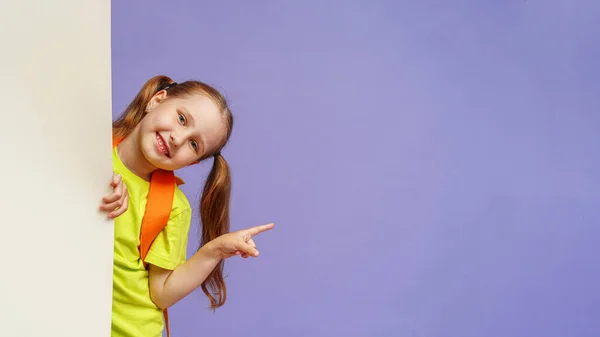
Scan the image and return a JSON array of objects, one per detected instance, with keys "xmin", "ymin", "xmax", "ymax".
[{"xmin": 137, "ymin": 91, "xmax": 226, "ymax": 171}]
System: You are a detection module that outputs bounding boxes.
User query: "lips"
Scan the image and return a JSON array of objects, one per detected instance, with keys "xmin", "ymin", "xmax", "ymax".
[{"xmin": 156, "ymin": 133, "xmax": 171, "ymax": 157}]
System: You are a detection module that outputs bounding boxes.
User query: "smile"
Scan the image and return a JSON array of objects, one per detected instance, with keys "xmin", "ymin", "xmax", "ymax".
[{"xmin": 156, "ymin": 133, "xmax": 170, "ymax": 157}]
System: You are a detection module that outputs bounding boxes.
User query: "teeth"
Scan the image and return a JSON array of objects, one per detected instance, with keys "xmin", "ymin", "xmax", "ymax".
[{"xmin": 157, "ymin": 134, "xmax": 168, "ymax": 156}]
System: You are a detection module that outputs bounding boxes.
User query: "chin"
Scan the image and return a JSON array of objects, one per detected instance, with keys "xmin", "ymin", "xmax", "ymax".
[
  {"xmin": 140, "ymin": 147, "xmax": 166, "ymax": 171},
  {"xmin": 146, "ymin": 154, "xmax": 179, "ymax": 172}
]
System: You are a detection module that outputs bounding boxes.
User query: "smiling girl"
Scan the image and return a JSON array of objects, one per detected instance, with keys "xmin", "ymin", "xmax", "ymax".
[{"xmin": 98, "ymin": 75, "xmax": 274, "ymax": 337}]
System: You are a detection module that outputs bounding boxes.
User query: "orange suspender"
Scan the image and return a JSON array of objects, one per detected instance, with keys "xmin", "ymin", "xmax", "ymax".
[{"xmin": 112, "ymin": 136, "xmax": 177, "ymax": 337}]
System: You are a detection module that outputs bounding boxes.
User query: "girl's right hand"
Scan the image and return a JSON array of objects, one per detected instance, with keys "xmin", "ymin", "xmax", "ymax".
[
  {"xmin": 209, "ymin": 223, "xmax": 275, "ymax": 260},
  {"xmin": 99, "ymin": 173, "xmax": 129, "ymax": 218}
]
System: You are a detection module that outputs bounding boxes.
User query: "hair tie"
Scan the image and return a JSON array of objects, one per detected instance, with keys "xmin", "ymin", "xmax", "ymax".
[
  {"xmin": 158, "ymin": 82, "xmax": 178, "ymax": 92},
  {"xmin": 213, "ymin": 151, "xmax": 221, "ymax": 158}
]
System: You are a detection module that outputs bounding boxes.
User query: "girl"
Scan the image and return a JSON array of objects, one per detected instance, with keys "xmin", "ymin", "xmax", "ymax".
[{"xmin": 98, "ymin": 75, "xmax": 274, "ymax": 337}]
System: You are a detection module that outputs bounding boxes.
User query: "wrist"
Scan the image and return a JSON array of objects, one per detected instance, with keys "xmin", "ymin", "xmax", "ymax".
[{"xmin": 202, "ymin": 240, "xmax": 223, "ymax": 261}]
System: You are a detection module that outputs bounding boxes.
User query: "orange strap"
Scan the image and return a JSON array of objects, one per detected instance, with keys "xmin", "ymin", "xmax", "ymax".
[
  {"xmin": 138, "ymin": 168, "xmax": 176, "ymax": 264},
  {"xmin": 113, "ymin": 136, "xmax": 176, "ymax": 337}
]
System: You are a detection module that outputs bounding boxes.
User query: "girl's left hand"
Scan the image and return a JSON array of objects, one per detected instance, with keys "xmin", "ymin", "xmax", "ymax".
[
  {"xmin": 99, "ymin": 173, "xmax": 129, "ymax": 218},
  {"xmin": 210, "ymin": 223, "xmax": 275, "ymax": 260}
]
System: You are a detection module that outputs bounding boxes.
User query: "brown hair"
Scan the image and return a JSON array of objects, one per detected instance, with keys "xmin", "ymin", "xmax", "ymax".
[{"xmin": 113, "ymin": 75, "xmax": 234, "ymax": 309}]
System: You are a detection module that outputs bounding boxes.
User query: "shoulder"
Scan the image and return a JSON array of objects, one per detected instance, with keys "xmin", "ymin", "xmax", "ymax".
[
  {"xmin": 170, "ymin": 184, "xmax": 191, "ymax": 220},
  {"xmin": 144, "ymin": 184, "xmax": 192, "ymax": 269}
]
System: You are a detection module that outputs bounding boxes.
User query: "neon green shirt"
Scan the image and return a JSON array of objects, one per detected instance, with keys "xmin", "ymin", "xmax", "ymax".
[{"xmin": 111, "ymin": 146, "xmax": 191, "ymax": 337}]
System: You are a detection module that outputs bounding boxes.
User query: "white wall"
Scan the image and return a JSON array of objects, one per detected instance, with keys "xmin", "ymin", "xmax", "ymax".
[{"xmin": 0, "ymin": 1, "xmax": 114, "ymax": 336}]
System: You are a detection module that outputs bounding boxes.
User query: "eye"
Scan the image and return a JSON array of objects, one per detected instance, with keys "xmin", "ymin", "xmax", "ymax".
[
  {"xmin": 190, "ymin": 140, "xmax": 199, "ymax": 152},
  {"xmin": 178, "ymin": 113, "xmax": 186, "ymax": 125}
]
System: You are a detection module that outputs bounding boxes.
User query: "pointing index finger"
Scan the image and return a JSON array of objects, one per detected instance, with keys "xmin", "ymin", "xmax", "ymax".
[{"xmin": 247, "ymin": 223, "xmax": 275, "ymax": 237}]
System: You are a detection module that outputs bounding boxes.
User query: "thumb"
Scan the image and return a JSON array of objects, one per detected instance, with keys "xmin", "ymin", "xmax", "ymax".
[{"xmin": 233, "ymin": 242, "xmax": 259, "ymax": 257}]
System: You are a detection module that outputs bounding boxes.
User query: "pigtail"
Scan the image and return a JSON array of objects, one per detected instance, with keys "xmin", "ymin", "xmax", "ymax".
[
  {"xmin": 112, "ymin": 75, "xmax": 175, "ymax": 139},
  {"xmin": 199, "ymin": 153, "xmax": 232, "ymax": 309}
]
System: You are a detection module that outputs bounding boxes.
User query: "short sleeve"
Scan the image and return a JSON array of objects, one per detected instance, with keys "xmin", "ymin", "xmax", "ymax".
[{"xmin": 144, "ymin": 208, "xmax": 192, "ymax": 270}]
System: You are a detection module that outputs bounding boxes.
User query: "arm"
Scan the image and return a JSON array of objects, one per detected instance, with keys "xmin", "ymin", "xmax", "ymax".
[
  {"xmin": 148, "ymin": 241, "xmax": 221, "ymax": 309},
  {"xmin": 148, "ymin": 222, "xmax": 275, "ymax": 309}
]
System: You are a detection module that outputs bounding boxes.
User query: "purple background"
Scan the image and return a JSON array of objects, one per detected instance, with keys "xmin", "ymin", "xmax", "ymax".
[{"xmin": 111, "ymin": 1, "xmax": 600, "ymax": 336}]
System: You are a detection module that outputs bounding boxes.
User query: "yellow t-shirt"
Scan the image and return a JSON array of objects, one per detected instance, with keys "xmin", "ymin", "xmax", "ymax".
[{"xmin": 111, "ymin": 146, "xmax": 191, "ymax": 337}]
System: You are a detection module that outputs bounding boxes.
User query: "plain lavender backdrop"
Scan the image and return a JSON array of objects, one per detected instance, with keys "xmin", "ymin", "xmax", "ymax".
[{"xmin": 111, "ymin": 1, "xmax": 600, "ymax": 336}]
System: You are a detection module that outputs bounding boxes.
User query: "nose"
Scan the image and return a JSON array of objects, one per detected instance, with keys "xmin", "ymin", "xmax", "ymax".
[{"xmin": 170, "ymin": 134, "xmax": 182, "ymax": 148}]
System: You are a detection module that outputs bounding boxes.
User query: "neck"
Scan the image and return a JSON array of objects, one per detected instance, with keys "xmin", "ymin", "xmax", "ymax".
[{"xmin": 116, "ymin": 128, "xmax": 156, "ymax": 181}]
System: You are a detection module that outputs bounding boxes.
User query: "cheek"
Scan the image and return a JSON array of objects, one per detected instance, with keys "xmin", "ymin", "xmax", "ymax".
[
  {"xmin": 143, "ymin": 110, "xmax": 174, "ymax": 129},
  {"xmin": 139, "ymin": 115, "xmax": 157, "ymax": 132},
  {"xmin": 171, "ymin": 146, "xmax": 199, "ymax": 164},
  {"xmin": 179, "ymin": 149, "xmax": 200, "ymax": 164}
]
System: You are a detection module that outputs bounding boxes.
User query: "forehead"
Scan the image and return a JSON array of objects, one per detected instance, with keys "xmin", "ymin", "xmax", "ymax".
[{"xmin": 174, "ymin": 94, "xmax": 221, "ymax": 120}]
